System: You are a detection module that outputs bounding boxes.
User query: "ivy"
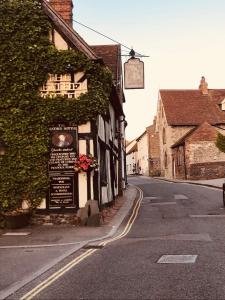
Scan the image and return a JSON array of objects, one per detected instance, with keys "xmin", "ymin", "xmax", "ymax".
[
  {"xmin": 216, "ymin": 133, "xmax": 225, "ymax": 153},
  {"xmin": 0, "ymin": 0, "xmax": 113, "ymax": 211}
]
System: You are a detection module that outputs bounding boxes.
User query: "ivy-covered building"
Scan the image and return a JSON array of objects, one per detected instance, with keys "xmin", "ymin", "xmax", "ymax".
[
  {"xmin": 42, "ymin": 0, "xmax": 127, "ymax": 211},
  {"xmin": 0, "ymin": 0, "xmax": 126, "ymax": 215}
]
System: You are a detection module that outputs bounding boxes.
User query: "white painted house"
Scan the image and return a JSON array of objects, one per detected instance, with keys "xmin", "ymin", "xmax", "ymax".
[{"xmin": 136, "ymin": 131, "xmax": 149, "ymax": 176}]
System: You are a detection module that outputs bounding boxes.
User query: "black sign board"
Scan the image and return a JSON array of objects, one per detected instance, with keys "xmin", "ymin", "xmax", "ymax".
[
  {"xmin": 49, "ymin": 175, "xmax": 74, "ymax": 207},
  {"xmin": 48, "ymin": 126, "xmax": 77, "ymax": 208},
  {"xmin": 49, "ymin": 126, "xmax": 77, "ymax": 172}
]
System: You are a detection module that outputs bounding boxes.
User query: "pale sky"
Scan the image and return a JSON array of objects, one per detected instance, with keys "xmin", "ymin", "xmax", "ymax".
[{"xmin": 74, "ymin": 0, "xmax": 225, "ymax": 141}]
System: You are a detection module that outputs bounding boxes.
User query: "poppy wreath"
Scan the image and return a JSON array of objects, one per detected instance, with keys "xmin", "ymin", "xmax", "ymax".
[{"xmin": 74, "ymin": 154, "xmax": 98, "ymax": 173}]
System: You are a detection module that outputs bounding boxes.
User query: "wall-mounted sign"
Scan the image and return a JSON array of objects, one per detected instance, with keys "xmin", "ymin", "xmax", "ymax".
[
  {"xmin": 49, "ymin": 175, "xmax": 75, "ymax": 207},
  {"xmin": 124, "ymin": 57, "xmax": 144, "ymax": 89},
  {"xmin": 48, "ymin": 126, "xmax": 78, "ymax": 208},
  {"xmin": 49, "ymin": 126, "xmax": 77, "ymax": 172}
]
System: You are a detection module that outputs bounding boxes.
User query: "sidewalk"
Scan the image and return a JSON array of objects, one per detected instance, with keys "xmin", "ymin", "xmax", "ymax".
[
  {"xmin": 0, "ymin": 185, "xmax": 139, "ymax": 300},
  {"xmin": 155, "ymin": 177, "xmax": 225, "ymax": 189}
]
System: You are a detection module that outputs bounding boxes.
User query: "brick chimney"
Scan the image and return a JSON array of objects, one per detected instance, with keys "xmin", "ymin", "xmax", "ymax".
[
  {"xmin": 49, "ymin": 0, "xmax": 73, "ymax": 27},
  {"xmin": 199, "ymin": 76, "xmax": 208, "ymax": 95}
]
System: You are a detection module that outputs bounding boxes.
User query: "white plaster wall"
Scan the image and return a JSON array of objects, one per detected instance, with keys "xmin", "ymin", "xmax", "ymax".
[
  {"xmin": 137, "ymin": 133, "xmax": 149, "ymax": 176},
  {"xmin": 78, "ymin": 139, "xmax": 87, "ymax": 207},
  {"xmin": 78, "ymin": 172, "xmax": 87, "ymax": 207},
  {"xmin": 98, "ymin": 116, "xmax": 105, "ymax": 142},
  {"xmin": 54, "ymin": 30, "xmax": 68, "ymax": 50},
  {"xmin": 78, "ymin": 122, "xmax": 91, "ymax": 134},
  {"xmin": 126, "ymin": 152, "xmax": 136, "ymax": 175}
]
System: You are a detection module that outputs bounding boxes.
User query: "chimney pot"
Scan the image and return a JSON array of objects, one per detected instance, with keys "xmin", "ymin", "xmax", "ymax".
[{"xmin": 199, "ymin": 76, "xmax": 208, "ymax": 95}]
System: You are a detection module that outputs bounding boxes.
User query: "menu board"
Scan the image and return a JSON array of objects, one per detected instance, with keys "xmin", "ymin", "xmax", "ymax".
[
  {"xmin": 48, "ymin": 126, "xmax": 77, "ymax": 208},
  {"xmin": 49, "ymin": 175, "xmax": 74, "ymax": 207}
]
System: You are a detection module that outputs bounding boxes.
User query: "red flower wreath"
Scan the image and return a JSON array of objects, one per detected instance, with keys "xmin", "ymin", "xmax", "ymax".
[{"xmin": 74, "ymin": 154, "xmax": 98, "ymax": 173}]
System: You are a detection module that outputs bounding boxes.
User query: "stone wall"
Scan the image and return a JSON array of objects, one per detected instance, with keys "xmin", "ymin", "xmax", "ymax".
[
  {"xmin": 156, "ymin": 96, "xmax": 196, "ymax": 178},
  {"xmin": 188, "ymin": 161, "xmax": 225, "ymax": 180},
  {"xmin": 147, "ymin": 124, "xmax": 161, "ymax": 176},
  {"xmin": 31, "ymin": 213, "xmax": 80, "ymax": 226},
  {"xmin": 186, "ymin": 141, "xmax": 225, "ymax": 165}
]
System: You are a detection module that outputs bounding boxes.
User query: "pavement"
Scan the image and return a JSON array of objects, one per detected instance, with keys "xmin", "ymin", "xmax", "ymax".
[
  {"xmin": 0, "ymin": 184, "xmax": 139, "ymax": 299},
  {"xmin": 0, "ymin": 177, "xmax": 224, "ymax": 299},
  {"xmin": 154, "ymin": 176, "xmax": 225, "ymax": 189}
]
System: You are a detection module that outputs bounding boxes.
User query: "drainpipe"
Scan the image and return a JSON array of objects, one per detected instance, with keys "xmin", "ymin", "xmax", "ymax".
[{"xmin": 183, "ymin": 144, "xmax": 187, "ymax": 180}]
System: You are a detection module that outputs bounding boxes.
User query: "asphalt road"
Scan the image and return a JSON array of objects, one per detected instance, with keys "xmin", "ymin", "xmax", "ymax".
[{"xmin": 14, "ymin": 177, "xmax": 225, "ymax": 300}]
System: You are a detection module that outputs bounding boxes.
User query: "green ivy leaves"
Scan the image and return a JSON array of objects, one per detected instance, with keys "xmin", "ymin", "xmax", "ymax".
[{"xmin": 0, "ymin": 0, "xmax": 112, "ymax": 211}]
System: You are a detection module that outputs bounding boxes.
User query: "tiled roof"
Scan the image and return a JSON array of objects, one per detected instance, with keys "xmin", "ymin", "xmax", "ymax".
[
  {"xmin": 160, "ymin": 89, "xmax": 225, "ymax": 126},
  {"xmin": 91, "ymin": 45, "xmax": 121, "ymax": 81},
  {"xmin": 136, "ymin": 130, "xmax": 147, "ymax": 142},
  {"xmin": 126, "ymin": 143, "xmax": 138, "ymax": 155},
  {"xmin": 171, "ymin": 122, "xmax": 220, "ymax": 148}
]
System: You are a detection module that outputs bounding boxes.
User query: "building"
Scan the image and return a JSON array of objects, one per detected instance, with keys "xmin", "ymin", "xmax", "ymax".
[
  {"xmin": 146, "ymin": 119, "xmax": 161, "ymax": 176},
  {"xmin": 126, "ymin": 131, "xmax": 149, "ymax": 176},
  {"xmin": 126, "ymin": 140, "xmax": 138, "ymax": 175},
  {"xmin": 136, "ymin": 131, "xmax": 149, "ymax": 176},
  {"xmin": 38, "ymin": 0, "xmax": 126, "ymax": 211},
  {"xmin": 156, "ymin": 77, "xmax": 225, "ymax": 179}
]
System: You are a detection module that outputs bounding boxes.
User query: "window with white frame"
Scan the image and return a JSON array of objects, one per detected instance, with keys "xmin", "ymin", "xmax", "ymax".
[{"xmin": 40, "ymin": 72, "xmax": 87, "ymax": 99}]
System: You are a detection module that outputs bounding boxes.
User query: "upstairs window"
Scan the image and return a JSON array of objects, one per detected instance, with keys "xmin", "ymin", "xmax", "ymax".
[
  {"xmin": 221, "ymin": 99, "xmax": 225, "ymax": 111},
  {"xmin": 40, "ymin": 72, "xmax": 87, "ymax": 99}
]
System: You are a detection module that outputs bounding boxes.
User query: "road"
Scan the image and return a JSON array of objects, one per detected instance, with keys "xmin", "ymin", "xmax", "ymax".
[{"xmin": 13, "ymin": 177, "xmax": 225, "ymax": 300}]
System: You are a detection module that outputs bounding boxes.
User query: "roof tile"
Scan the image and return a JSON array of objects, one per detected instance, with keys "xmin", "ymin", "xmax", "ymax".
[{"xmin": 160, "ymin": 89, "xmax": 225, "ymax": 126}]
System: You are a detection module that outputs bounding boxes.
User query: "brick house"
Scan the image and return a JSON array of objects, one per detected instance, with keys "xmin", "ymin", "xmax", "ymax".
[
  {"xmin": 38, "ymin": 0, "xmax": 126, "ymax": 211},
  {"xmin": 156, "ymin": 77, "xmax": 225, "ymax": 179}
]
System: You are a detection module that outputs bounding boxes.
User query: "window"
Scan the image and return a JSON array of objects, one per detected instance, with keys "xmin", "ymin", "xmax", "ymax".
[
  {"xmin": 163, "ymin": 128, "xmax": 166, "ymax": 144},
  {"xmin": 100, "ymin": 144, "xmax": 107, "ymax": 186},
  {"xmin": 222, "ymin": 99, "xmax": 225, "ymax": 111},
  {"xmin": 164, "ymin": 152, "xmax": 168, "ymax": 168}
]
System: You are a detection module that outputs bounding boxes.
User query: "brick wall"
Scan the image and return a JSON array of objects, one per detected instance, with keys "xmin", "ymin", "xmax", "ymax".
[
  {"xmin": 189, "ymin": 161, "xmax": 225, "ymax": 180},
  {"xmin": 49, "ymin": 0, "xmax": 73, "ymax": 26}
]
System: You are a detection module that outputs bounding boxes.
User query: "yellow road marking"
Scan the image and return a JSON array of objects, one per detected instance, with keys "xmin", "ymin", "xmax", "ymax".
[{"xmin": 20, "ymin": 186, "xmax": 143, "ymax": 300}]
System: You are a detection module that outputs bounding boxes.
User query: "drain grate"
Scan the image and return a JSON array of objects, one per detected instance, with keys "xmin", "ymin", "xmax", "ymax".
[{"xmin": 82, "ymin": 245, "xmax": 104, "ymax": 250}]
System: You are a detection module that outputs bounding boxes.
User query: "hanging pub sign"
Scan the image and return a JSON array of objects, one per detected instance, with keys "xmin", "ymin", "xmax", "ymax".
[
  {"xmin": 48, "ymin": 126, "xmax": 78, "ymax": 208},
  {"xmin": 124, "ymin": 57, "xmax": 144, "ymax": 89}
]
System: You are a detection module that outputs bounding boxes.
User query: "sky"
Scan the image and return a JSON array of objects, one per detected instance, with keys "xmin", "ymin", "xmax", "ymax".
[{"xmin": 74, "ymin": 0, "xmax": 225, "ymax": 141}]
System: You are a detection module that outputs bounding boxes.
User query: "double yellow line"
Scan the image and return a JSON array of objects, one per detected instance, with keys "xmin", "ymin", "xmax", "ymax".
[{"xmin": 20, "ymin": 187, "xmax": 143, "ymax": 300}]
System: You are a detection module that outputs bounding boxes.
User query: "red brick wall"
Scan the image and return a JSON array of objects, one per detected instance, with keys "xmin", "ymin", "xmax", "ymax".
[
  {"xmin": 188, "ymin": 161, "xmax": 225, "ymax": 180},
  {"xmin": 49, "ymin": 0, "xmax": 73, "ymax": 26}
]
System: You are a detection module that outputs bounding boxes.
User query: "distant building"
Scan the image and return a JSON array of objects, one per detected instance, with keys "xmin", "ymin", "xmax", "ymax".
[
  {"xmin": 156, "ymin": 77, "xmax": 225, "ymax": 179},
  {"xmin": 126, "ymin": 140, "xmax": 138, "ymax": 175},
  {"xmin": 136, "ymin": 131, "xmax": 149, "ymax": 176},
  {"xmin": 146, "ymin": 119, "xmax": 161, "ymax": 176}
]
